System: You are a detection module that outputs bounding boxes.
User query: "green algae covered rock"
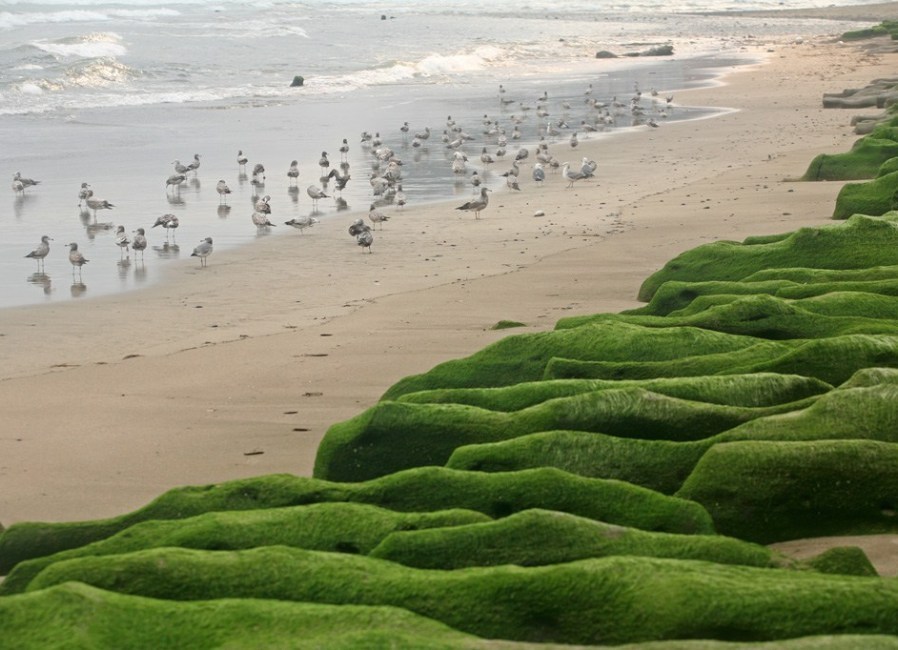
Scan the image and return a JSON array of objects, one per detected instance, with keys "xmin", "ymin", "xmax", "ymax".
[
  {"xmin": 0, "ymin": 582, "xmax": 505, "ymax": 650},
  {"xmin": 369, "ymin": 508, "xmax": 775, "ymax": 570},
  {"xmin": 625, "ymin": 279, "xmax": 798, "ymax": 316},
  {"xmin": 806, "ymin": 546, "xmax": 879, "ymax": 577},
  {"xmin": 545, "ymin": 334, "xmax": 898, "ymax": 385},
  {"xmin": 0, "ymin": 467, "xmax": 713, "ymax": 574},
  {"xmin": 381, "ymin": 321, "xmax": 764, "ymax": 400},
  {"xmin": 7, "ymin": 583, "xmax": 898, "ymax": 650},
  {"xmin": 801, "ymin": 136, "xmax": 898, "ymax": 181},
  {"xmin": 742, "ymin": 263, "xmax": 898, "ymax": 284},
  {"xmin": 637, "ymin": 215, "xmax": 898, "ymax": 302},
  {"xmin": 396, "ymin": 373, "xmax": 831, "ymax": 411},
  {"xmin": 25, "ymin": 549, "xmax": 898, "ymax": 645},
  {"xmin": 556, "ymin": 293, "xmax": 898, "ymax": 339},
  {"xmin": 447, "ymin": 430, "xmax": 715, "ymax": 494},
  {"xmin": 0, "ymin": 502, "xmax": 490, "ymax": 595},
  {"xmin": 315, "ymin": 387, "xmax": 807, "ymax": 482},
  {"xmin": 677, "ymin": 440, "xmax": 898, "ymax": 543},
  {"xmin": 832, "ymin": 171, "xmax": 898, "ymax": 219}
]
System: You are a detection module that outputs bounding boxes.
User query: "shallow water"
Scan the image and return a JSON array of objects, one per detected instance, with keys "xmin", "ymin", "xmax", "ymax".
[{"xmin": 0, "ymin": 0, "xmax": 871, "ymax": 308}]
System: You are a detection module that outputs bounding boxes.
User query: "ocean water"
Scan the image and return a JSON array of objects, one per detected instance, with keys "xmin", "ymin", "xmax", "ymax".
[{"xmin": 0, "ymin": 0, "xmax": 874, "ymax": 308}]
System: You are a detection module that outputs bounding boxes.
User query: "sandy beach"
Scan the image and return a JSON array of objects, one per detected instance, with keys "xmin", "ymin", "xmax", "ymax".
[{"xmin": 3, "ymin": 4, "xmax": 898, "ymax": 571}]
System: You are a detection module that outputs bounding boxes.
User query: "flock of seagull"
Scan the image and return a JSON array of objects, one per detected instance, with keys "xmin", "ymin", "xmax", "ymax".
[{"xmin": 15, "ymin": 80, "xmax": 672, "ymax": 280}]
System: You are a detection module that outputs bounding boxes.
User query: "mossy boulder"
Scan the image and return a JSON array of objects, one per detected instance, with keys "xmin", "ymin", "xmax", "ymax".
[
  {"xmin": 381, "ymin": 321, "xmax": 765, "ymax": 399},
  {"xmin": 800, "ymin": 137, "xmax": 898, "ymax": 181},
  {"xmin": 806, "ymin": 546, "xmax": 879, "ymax": 577},
  {"xmin": 0, "ymin": 502, "xmax": 489, "ymax": 595},
  {"xmin": 545, "ymin": 334, "xmax": 898, "ymax": 386},
  {"xmin": 0, "ymin": 582, "xmax": 505, "ymax": 650},
  {"xmin": 396, "ymin": 373, "xmax": 831, "ymax": 411},
  {"xmin": 556, "ymin": 293, "xmax": 898, "ymax": 339},
  {"xmin": 832, "ymin": 171, "xmax": 898, "ymax": 219},
  {"xmin": 0, "ymin": 466, "xmax": 713, "ymax": 573},
  {"xmin": 369, "ymin": 508, "xmax": 775, "ymax": 570},
  {"xmin": 677, "ymin": 440, "xmax": 898, "ymax": 543},
  {"xmin": 25, "ymin": 549, "xmax": 898, "ymax": 645},
  {"xmin": 637, "ymin": 214, "xmax": 898, "ymax": 302},
  {"xmin": 315, "ymin": 387, "xmax": 809, "ymax": 481}
]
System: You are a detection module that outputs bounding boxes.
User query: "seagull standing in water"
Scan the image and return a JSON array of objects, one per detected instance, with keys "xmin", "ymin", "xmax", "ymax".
[
  {"xmin": 287, "ymin": 160, "xmax": 300, "ymax": 185},
  {"xmin": 252, "ymin": 164, "xmax": 266, "ymax": 185},
  {"xmin": 25, "ymin": 235, "xmax": 52, "ymax": 271},
  {"xmin": 186, "ymin": 153, "xmax": 201, "ymax": 175},
  {"xmin": 455, "ymin": 187, "xmax": 491, "ymax": 219},
  {"xmin": 13, "ymin": 172, "xmax": 40, "ymax": 193},
  {"xmin": 68, "ymin": 242, "xmax": 88, "ymax": 278},
  {"xmin": 216, "ymin": 179, "xmax": 231, "ymax": 204},
  {"xmin": 85, "ymin": 196, "xmax": 115, "ymax": 219},
  {"xmin": 131, "ymin": 228, "xmax": 147, "ymax": 262},
  {"xmin": 252, "ymin": 209, "xmax": 276, "ymax": 228},
  {"xmin": 191, "ymin": 237, "xmax": 213, "ymax": 267},
  {"xmin": 166, "ymin": 173, "xmax": 186, "ymax": 194},
  {"xmin": 307, "ymin": 185, "xmax": 329, "ymax": 210},
  {"xmin": 78, "ymin": 182, "xmax": 93, "ymax": 207},
  {"xmin": 114, "ymin": 225, "xmax": 131, "ymax": 259},
  {"xmin": 152, "ymin": 213, "xmax": 179, "ymax": 242},
  {"xmin": 237, "ymin": 150, "xmax": 248, "ymax": 170}
]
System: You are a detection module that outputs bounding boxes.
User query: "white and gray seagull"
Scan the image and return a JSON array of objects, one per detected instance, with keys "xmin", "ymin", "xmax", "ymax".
[
  {"xmin": 191, "ymin": 237, "xmax": 213, "ymax": 267},
  {"xmin": 25, "ymin": 235, "xmax": 52, "ymax": 270},
  {"xmin": 455, "ymin": 187, "xmax": 491, "ymax": 219}
]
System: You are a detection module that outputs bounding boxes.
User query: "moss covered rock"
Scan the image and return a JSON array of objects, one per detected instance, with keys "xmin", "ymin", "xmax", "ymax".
[
  {"xmin": 637, "ymin": 215, "xmax": 898, "ymax": 302},
  {"xmin": 677, "ymin": 440, "xmax": 898, "ymax": 543},
  {"xmin": 801, "ymin": 136, "xmax": 898, "ymax": 181},
  {"xmin": 833, "ymin": 171, "xmax": 898, "ymax": 219},
  {"xmin": 25, "ymin": 549, "xmax": 898, "ymax": 645},
  {"xmin": 0, "ymin": 467, "xmax": 713, "ymax": 573}
]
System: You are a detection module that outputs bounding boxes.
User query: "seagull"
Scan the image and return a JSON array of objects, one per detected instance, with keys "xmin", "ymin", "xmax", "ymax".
[
  {"xmin": 78, "ymin": 182, "xmax": 93, "ymax": 207},
  {"xmin": 328, "ymin": 167, "xmax": 350, "ymax": 193},
  {"xmin": 166, "ymin": 173, "xmax": 186, "ymax": 193},
  {"xmin": 348, "ymin": 218, "xmax": 369, "ymax": 237},
  {"xmin": 480, "ymin": 147, "xmax": 495, "ymax": 165},
  {"xmin": 318, "ymin": 151, "xmax": 330, "ymax": 175},
  {"xmin": 395, "ymin": 184, "xmax": 407, "ymax": 209},
  {"xmin": 85, "ymin": 196, "xmax": 115, "ymax": 218},
  {"xmin": 570, "ymin": 132, "xmax": 579, "ymax": 148},
  {"xmin": 251, "ymin": 210, "xmax": 276, "ymax": 228},
  {"xmin": 562, "ymin": 162, "xmax": 587, "ymax": 188},
  {"xmin": 254, "ymin": 194, "xmax": 271, "ymax": 214},
  {"xmin": 191, "ymin": 237, "xmax": 213, "ymax": 267},
  {"xmin": 216, "ymin": 179, "xmax": 231, "ymax": 204},
  {"xmin": 532, "ymin": 162, "xmax": 545, "ymax": 185},
  {"xmin": 506, "ymin": 174, "xmax": 520, "ymax": 191},
  {"xmin": 237, "ymin": 150, "xmax": 248, "ymax": 169},
  {"xmin": 25, "ymin": 235, "xmax": 52, "ymax": 270},
  {"xmin": 251, "ymin": 163, "xmax": 266, "ymax": 185},
  {"xmin": 131, "ymin": 228, "xmax": 147, "ymax": 261},
  {"xmin": 455, "ymin": 187, "xmax": 491, "ymax": 219},
  {"xmin": 451, "ymin": 151, "xmax": 467, "ymax": 175},
  {"xmin": 287, "ymin": 160, "xmax": 299, "ymax": 187},
  {"xmin": 414, "ymin": 126, "xmax": 431, "ymax": 141},
  {"xmin": 12, "ymin": 173, "xmax": 37, "ymax": 195},
  {"xmin": 368, "ymin": 203, "xmax": 390, "ymax": 230},
  {"xmin": 67, "ymin": 242, "xmax": 88, "ymax": 277},
  {"xmin": 514, "ymin": 147, "xmax": 529, "ymax": 162},
  {"xmin": 114, "ymin": 225, "xmax": 131, "ymax": 259},
  {"xmin": 339, "ymin": 139, "xmax": 350, "ymax": 161},
  {"xmin": 307, "ymin": 184, "xmax": 329, "ymax": 210},
  {"xmin": 284, "ymin": 215, "xmax": 319, "ymax": 233},
  {"xmin": 581, "ymin": 158, "xmax": 597, "ymax": 177},
  {"xmin": 172, "ymin": 159, "xmax": 190, "ymax": 175},
  {"xmin": 186, "ymin": 154, "xmax": 201, "ymax": 176},
  {"xmin": 152, "ymin": 213, "xmax": 179, "ymax": 241},
  {"xmin": 356, "ymin": 228, "xmax": 374, "ymax": 253}
]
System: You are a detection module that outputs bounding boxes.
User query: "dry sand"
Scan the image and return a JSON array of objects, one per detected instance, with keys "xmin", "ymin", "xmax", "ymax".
[{"xmin": 3, "ymin": 4, "xmax": 898, "ymax": 573}]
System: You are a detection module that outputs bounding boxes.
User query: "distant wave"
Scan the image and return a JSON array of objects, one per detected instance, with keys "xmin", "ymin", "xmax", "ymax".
[
  {"xmin": 30, "ymin": 33, "xmax": 127, "ymax": 59},
  {"xmin": 0, "ymin": 8, "xmax": 179, "ymax": 30}
]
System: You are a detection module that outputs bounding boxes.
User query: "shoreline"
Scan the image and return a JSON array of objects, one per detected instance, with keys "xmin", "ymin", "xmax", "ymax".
[{"xmin": 1, "ymin": 12, "xmax": 896, "ymax": 528}]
